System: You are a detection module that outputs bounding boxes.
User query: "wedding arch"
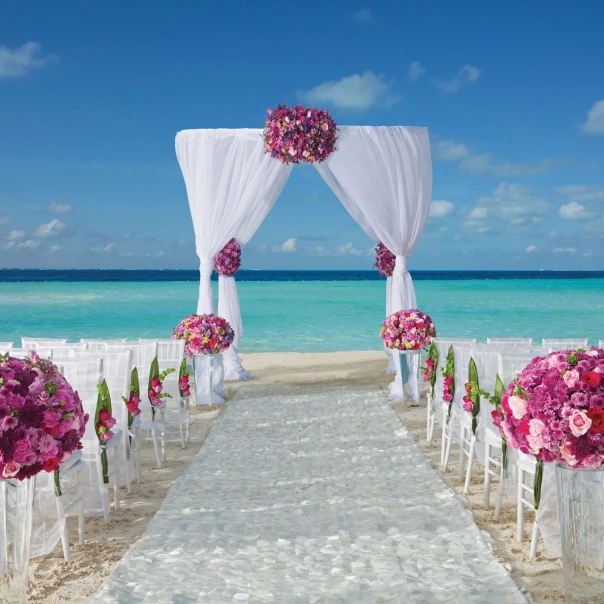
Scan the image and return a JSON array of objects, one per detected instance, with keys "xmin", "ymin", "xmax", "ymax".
[{"xmin": 175, "ymin": 125, "xmax": 432, "ymax": 400}]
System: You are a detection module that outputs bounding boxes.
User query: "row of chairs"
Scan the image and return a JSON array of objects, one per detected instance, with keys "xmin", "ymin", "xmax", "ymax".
[
  {"xmin": 426, "ymin": 336, "xmax": 593, "ymax": 559},
  {"xmin": 1, "ymin": 337, "xmax": 192, "ymax": 564}
]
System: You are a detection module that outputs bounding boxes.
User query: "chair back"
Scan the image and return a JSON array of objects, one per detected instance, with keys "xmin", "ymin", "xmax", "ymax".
[
  {"xmin": 497, "ymin": 353, "xmax": 536, "ymax": 390},
  {"xmin": 487, "ymin": 337, "xmax": 533, "ymax": 345},
  {"xmin": 0, "ymin": 342, "xmax": 12, "ymax": 353},
  {"xmin": 542, "ymin": 338, "xmax": 589, "ymax": 351},
  {"xmin": 21, "ymin": 337, "xmax": 67, "ymax": 349}
]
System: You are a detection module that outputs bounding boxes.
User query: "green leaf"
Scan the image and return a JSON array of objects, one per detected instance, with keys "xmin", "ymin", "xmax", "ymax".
[
  {"xmin": 428, "ymin": 342, "xmax": 439, "ymax": 401},
  {"xmin": 494, "ymin": 374, "xmax": 505, "ymax": 404},
  {"xmin": 54, "ymin": 469, "xmax": 62, "ymax": 496},
  {"xmin": 468, "ymin": 357, "xmax": 480, "ymax": 435},
  {"xmin": 446, "ymin": 345, "xmax": 456, "ymax": 424},
  {"xmin": 94, "ymin": 379, "xmax": 112, "ymax": 444},
  {"xmin": 130, "ymin": 367, "xmax": 140, "ymax": 398},
  {"xmin": 100, "ymin": 449, "xmax": 109, "ymax": 484},
  {"xmin": 502, "ymin": 438, "xmax": 508, "ymax": 472},
  {"xmin": 534, "ymin": 459, "xmax": 544, "ymax": 510},
  {"xmin": 148, "ymin": 356, "xmax": 160, "ymax": 398}
]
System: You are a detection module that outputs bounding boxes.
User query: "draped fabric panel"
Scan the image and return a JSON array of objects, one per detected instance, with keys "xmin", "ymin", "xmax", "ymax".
[
  {"xmin": 314, "ymin": 126, "xmax": 432, "ymax": 399},
  {"xmin": 175, "ymin": 129, "xmax": 292, "ymax": 386}
]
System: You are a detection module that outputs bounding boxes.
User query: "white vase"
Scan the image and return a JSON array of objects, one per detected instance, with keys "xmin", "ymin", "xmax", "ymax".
[
  {"xmin": 556, "ymin": 463, "xmax": 604, "ymax": 602},
  {"xmin": 0, "ymin": 476, "xmax": 36, "ymax": 603},
  {"xmin": 192, "ymin": 353, "xmax": 215, "ymax": 406},
  {"xmin": 399, "ymin": 351, "xmax": 422, "ymax": 406}
]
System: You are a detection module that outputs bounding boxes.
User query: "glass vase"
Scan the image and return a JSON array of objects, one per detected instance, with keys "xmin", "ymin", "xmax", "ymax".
[
  {"xmin": 192, "ymin": 353, "xmax": 215, "ymax": 406},
  {"xmin": 0, "ymin": 476, "xmax": 36, "ymax": 603},
  {"xmin": 399, "ymin": 351, "xmax": 422, "ymax": 406},
  {"xmin": 556, "ymin": 463, "xmax": 604, "ymax": 602}
]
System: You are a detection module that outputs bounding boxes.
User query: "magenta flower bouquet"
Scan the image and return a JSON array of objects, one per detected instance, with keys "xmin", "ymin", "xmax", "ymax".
[
  {"xmin": 494, "ymin": 348, "xmax": 604, "ymax": 469},
  {"xmin": 215, "ymin": 239, "xmax": 241, "ymax": 276},
  {"xmin": 173, "ymin": 313, "xmax": 235, "ymax": 356},
  {"xmin": 263, "ymin": 104, "xmax": 337, "ymax": 165},
  {"xmin": 380, "ymin": 309, "xmax": 437, "ymax": 351},
  {"xmin": 0, "ymin": 351, "xmax": 88, "ymax": 481},
  {"xmin": 374, "ymin": 243, "xmax": 396, "ymax": 277}
]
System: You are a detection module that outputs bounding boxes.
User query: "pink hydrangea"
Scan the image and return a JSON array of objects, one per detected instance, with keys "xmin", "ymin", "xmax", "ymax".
[
  {"xmin": 0, "ymin": 351, "xmax": 88, "ymax": 481},
  {"xmin": 380, "ymin": 310, "xmax": 436, "ymax": 351},
  {"xmin": 173, "ymin": 313, "xmax": 235, "ymax": 356},
  {"xmin": 497, "ymin": 347, "xmax": 604, "ymax": 468}
]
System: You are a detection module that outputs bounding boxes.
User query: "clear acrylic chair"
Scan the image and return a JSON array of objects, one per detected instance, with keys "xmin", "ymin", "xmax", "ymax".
[
  {"xmin": 516, "ymin": 451, "xmax": 540, "ymax": 559},
  {"xmin": 81, "ymin": 338, "xmax": 127, "ymax": 352},
  {"xmin": 599, "ymin": 340, "xmax": 604, "ymax": 348},
  {"xmin": 487, "ymin": 337, "xmax": 533, "ymax": 345},
  {"xmin": 21, "ymin": 337, "xmax": 67, "ymax": 349},
  {"xmin": 542, "ymin": 338, "xmax": 589, "ymax": 351},
  {"xmin": 497, "ymin": 352, "xmax": 538, "ymax": 390},
  {"xmin": 484, "ymin": 427, "xmax": 505, "ymax": 519},
  {"xmin": 0, "ymin": 342, "xmax": 13, "ymax": 352}
]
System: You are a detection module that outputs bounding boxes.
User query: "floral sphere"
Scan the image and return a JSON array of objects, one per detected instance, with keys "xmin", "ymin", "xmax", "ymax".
[
  {"xmin": 215, "ymin": 239, "xmax": 241, "ymax": 277},
  {"xmin": 374, "ymin": 243, "xmax": 395, "ymax": 277},
  {"xmin": 380, "ymin": 309, "xmax": 437, "ymax": 351},
  {"xmin": 263, "ymin": 103, "xmax": 337, "ymax": 165},
  {"xmin": 0, "ymin": 351, "xmax": 88, "ymax": 481},
  {"xmin": 494, "ymin": 348, "xmax": 604, "ymax": 469},
  {"xmin": 173, "ymin": 313, "xmax": 235, "ymax": 356}
]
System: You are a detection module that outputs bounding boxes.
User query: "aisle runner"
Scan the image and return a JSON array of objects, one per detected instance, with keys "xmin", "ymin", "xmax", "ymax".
[{"xmin": 92, "ymin": 385, "xmax": 525, "ymax": 603}]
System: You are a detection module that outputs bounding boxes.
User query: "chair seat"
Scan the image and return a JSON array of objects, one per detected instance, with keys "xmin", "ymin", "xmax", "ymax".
[
  {"xmin": 485, "ymin": 427, "xmax": 502, "ymax": 448},
  {"xmin": 60, "ymin": 450, "xmax": 83, "ymax": 472},
  {"xmin": 101, "ymin": 428, "xmax": 123, "ymax": 451},
  {"xmin": 517, "ymin": 451, "xmax": 537, "ymax": 472}
]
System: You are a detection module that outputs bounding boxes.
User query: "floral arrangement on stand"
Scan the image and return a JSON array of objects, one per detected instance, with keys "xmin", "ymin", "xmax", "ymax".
[
  {"xmin": 0, "ymin": 351, "xmax": 88, "ymax": 490},
  {"xmin": 263, "ymin": 103, "xmax": 337, "ymax": 165},
  {"xmin": 491, "ymin": 347, "xmax": 604, "ymax": 510},
  {"xmin": 178, "ymin": 358, "xmax": 191, "ymax": 398},
  {"xmin": 173, "ymin": 313, "xmax": 235, "ymax": 356},
  {"xmin": 148, "ymin": 357, "xmax": 175, "ymax": 420},
  {"xmin": 380, "ymin": 309, "xmax": 437, "ymax": 351},
  {"xmin": 122, "ymin": 367, "xmax": 141, "ymax": 444},
  {"xmin": 373, "ymin": 243, "xmax": 396, "ymax": 277},
  {"xmin": 441, "ymin": 345, "xmax": 456, "ymax": 423},
  {"xmin": 95, "ymin": 379, "xmax": 116, "ymax": 484},
  {"xmin": 215, "ymin": 239, "xmax": 241, "ymax": 276},
  {"xmin": 421, "ymin": 342, "xmax": 439, "ymax": 402},
  {"xmin": 462, "ymin": 358, "xmax": 480, "ymax": 435}
]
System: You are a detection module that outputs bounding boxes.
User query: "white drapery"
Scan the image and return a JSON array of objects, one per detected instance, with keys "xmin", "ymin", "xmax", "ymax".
[
  {"xmin": 314, "ymin": 126, "xmax": 432, "ymax": 400},
  {"xmin": 175, "ymin": 129, "xmax": 292, "ymax": 389}
]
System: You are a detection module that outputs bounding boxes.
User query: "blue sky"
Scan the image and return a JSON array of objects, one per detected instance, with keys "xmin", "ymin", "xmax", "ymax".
[{"xmin": 1, "ymin": 0, "xmax": 603, "ymax": 271}]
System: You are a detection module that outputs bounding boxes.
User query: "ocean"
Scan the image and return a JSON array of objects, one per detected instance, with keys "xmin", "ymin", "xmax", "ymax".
[{"xmin": 1, "ymin": 270, "xmax": 603, "ymax": 351}]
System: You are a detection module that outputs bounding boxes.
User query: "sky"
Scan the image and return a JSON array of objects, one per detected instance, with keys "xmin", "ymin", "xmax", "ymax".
[{"xmin": 0, "ymin": 0, "xmax": 603, "ymax": 271}]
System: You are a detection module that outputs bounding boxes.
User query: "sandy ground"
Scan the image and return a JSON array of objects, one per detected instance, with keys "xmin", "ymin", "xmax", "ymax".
[{"xmin": 27, "ymin": 351, "xmax": 562, "ymax": 602}]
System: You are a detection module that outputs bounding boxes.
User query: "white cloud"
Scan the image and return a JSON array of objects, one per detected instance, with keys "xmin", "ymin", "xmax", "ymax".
[
  {"xmin": 48, "ymin": 201, "xmax": 73, "ymax": 214},
  {"xmin": 408, "ymin": 61, "xmax": 426, "ymax": 81},
  {"xmin": 48, "ymin": 245, "xmax": 61, "ymax": 253},
  {"xmin": 3, "ymin": 238, "xmax": 40, "ymax": 251},
  {"xmin": 272, "ymin": 238, "xmax": 297, "ymax": 253},
  {"xmin": 553, "ymin": 247, "xmax": 577, "ymax": 254},
  {"xmin": 7, "ymin": 230, "xmax": 25, "ymax": 241},
  {"xmin": 145, "ymin": 250, "xmax": 164, "ymax": 257},
  {"xmin": 298, "ymin": 71, "xmax": 400, "ymax": 111},
  {"xmin": 91, "ymin": 243, "xmax": 114, "ymax": 253},
  {"xmin": 0, "ymin": 216, "xmax": 10, "ymax": 226},
  {"xmin": 554, "ymin": 185, "xmax": 604, "ymax": 202},
  {"xmin": 351, "ymin": 8, "xmax": 374, "ymax": 23},
  {"xmin": 460, "ymin": 154, "xmax": 561, "ymax": 176},
  {"xmin": 559, "ymin": 201, "xmax": 595, "ymax": 220},
  {"xmin": 35, "ymin": 219, "xmax": 67, "ymax": 238},
  {"xmin": 0, "ymin": 42, "xmax": 58, "ymax": 78},
  {"xmin": 433, "ymin": 138, "xmax": 470, "ymax": 161},
  {"xmin": 436, "ymin": 64, "xmax": 481, "ymax": 93},
  {"xmin": 334, "ymin": 242, "xmax": 364, "ymax": 257},
  {"xmin": 526, "ymin": 245, "xmax": 538, "ymax": 253},
  {"xmin": 429, "ymin": 200, "xmax": 454, "ymax": 218},
  {"xmin": 580, "ymin": 99, "xmax": 604, "ymax": 135},
  {"xmin": 583, "ymin": 250, "xmax": 594, "ymax": 258}
]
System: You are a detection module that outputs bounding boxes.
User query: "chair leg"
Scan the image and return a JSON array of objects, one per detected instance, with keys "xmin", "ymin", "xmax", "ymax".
[
  {"xmin": 185, "ymin": 398, "xmax": 191, "ymax": 444},
  {"xmin": 124, "ymin": 438, "xmax": 133, "ymax": 495},
  {"xmin": 427, "ymin": 410, "xmax": 435, "ymax": 448},
  {"xmin": 443, "ymin": 429, "xmax": 453, "ymax": 472},
  {"xmin": 440, "ymin": 426, "xmax": 447, "ymax": 466},
  {"xmin": 463, "ymin": 436, "xmax": 476, "ymax": 494},
  {"xmin": 529, "ymin": 520, "xmax": 539, "ymax": 559},
  {"xmin": 517, "ymin": 468, "xmax": 524, "ymax": 542},
  {"xmin": 113, "ymin": 482, "xmax": 120, "ymax": 511},
  {"xmin": 458, "ymin": 425, "xmax": 466, "ymax": 481},
  {"xmin": 161, "ymin": 430, "xmax": 166, "ymax": 464},
  {"xmin": 55, "ymin": 495, "xmax": 71, "ymax": 562},
  {"xmin": 77, "ymin": 468, "xmax": 85, "ymax": 545},
  {"xmin": 151, "ymin": 428, "xmax": 163, "ymax": 469},
  {"xmin": 99, "ymin": 466, "xmax": 111, "ymax": 524},
  {"xmin": 180, "ymin": 422, "xmax": 186, "ymax": 449},
  {"xmin": 484, "ymin": 444, "xmax": 491, "ymax": 510},
  {"xmin": 494, "ymin": 465, "xmax": 505, "ymax": 521},
  {"xmin": 426, "ymin": 399, "xmax": 432, "ymax": 444}
]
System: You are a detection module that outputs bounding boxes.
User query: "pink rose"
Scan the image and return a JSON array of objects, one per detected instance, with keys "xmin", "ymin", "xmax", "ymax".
[
  {"xmin": 463, "ymin": 400, "xmax": 474, "ymax": 412},
  {"xmin": 444, "ymin": 376, "xmax": 453, "ymax": 387},
  {"xmin": 507, "ymin": 396, "xmax": 528, "ymax": 419},
  {"xmin": 443, "ymin": 393, "xmax": 453, "ymax": 403},
  {"xmin": 569, "ymin": 409, "xmax": 592, "ymax": 437},
  {"xmin": 99, "ymin": 409, "xmax": 111, "ymax": 422},
  {"xmin": 564, "ymin": 369, "xmax": 580, "ymax": 389},
  {"xmin": 560, "ymin": 438, "xmax": 578, "ymax": 466},
  {"xmin": 104, "ymin": 417, "xmax": 116, "ymax": 428},
  {"xmin": 526, "ymin": 419, "xmax": 547, "ymax": 453},
  {"xmin": 100, "ymin": 431, "xmax": 113, "ymax": 442},
  {"xmin": 2, "ymin": 461, "xmax": 20, "ymax": 478},
  {"xmin": 151, "ymin": 378, "xmax": 160, "ymax": 388},
  {"xmin": 501, "ymin": 395, "xmax": 511, "ymax": 415},
  {"xmin": 581, "ymin": 454, "xmax": 603, "ymax": 469}
]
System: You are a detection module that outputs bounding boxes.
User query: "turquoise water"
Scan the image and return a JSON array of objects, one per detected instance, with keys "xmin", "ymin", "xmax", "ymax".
[{"xmin": 1, "ymin": 279, "xmax": 603, "ymax": 351}]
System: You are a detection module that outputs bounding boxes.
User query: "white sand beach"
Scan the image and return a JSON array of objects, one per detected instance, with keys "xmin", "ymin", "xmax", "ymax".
[{"xmin": 27, "ymin": 351, "xmax": 563, "ymax": 602}]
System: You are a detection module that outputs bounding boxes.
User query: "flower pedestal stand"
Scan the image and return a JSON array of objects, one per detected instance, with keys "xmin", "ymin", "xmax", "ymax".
[
  {"xmin": 0, "ymin": 477, "xmax": 36, "ymax": 603},
  {"xmin": 399, "ymin": 351, "xmax": 422, "ymax": 407},
  {"xmin": 556, "ymin": 463, "xmax": 604, "ymax": 602},
  {"xmin": 192, "ymin": 354, "xmax": 224, "ymax": 406}
]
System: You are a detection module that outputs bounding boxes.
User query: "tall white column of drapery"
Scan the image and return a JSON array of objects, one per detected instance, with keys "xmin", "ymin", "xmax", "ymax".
[
  {"xmin": 314, "ymin": 125, "xmax": 432, "ymax": 400},
  {"xmin": 175, "ymin": 128, "xmax": 292, "ymax": 388}
]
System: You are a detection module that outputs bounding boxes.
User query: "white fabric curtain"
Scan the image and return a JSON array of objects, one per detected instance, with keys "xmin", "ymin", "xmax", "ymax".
[
  {"xmin": 175, "ymin": 129, "xmax": 292, "ymax": 387},
  {"xmin": 315, "ymin": 126, "xmax": 432, "ymax": 400},
  {"xmin": 384, "ymin": 276, "xmax": 397, "ymax": 374}
]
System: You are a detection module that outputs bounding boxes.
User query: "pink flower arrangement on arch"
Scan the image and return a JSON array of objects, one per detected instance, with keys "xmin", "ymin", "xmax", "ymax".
[
  {"xmin": 263, "ymin": 104, "xmax": 337, "ymax": 165},
  {"xmin": 374, "ymin": 243, "xmax": 395, "ymax": 277},
  {"xmin": 215, "ymin": 239, "xmax": 241, "ymax": 277},
  {"xmin": 0, "ymin": 351, "xmax": 88, "ymax": 481},
  {"xmin": 380, "ymin": 309, "xmax": 436, "ymax": 351},
  {"xmin": 495, "ymin": 348, "xmax": 604, "ymax": 469},
  {"xmin": 173, "ymin": 313, "xmax": 235, "ymax": 356}
]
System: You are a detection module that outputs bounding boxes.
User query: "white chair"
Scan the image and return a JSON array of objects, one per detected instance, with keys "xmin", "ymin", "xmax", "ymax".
[
  {"xmin": 487, "ymin": 337, "xmax": 533, "ymax": 345},
  {"xmin": 542, "ymin": 338, "xmax": 589, "ymax": 351},
  {"xmin": 484, "ymin": 427, "xmax": 505, "ymax": 520},
  {"xmin": 81, "ymin": 338, "xmax": 127, "ymax": 352},
  {"xmin": 599, "ymin": 340, "xmax": 604, "ymax": 348},
  {"xmin": 54, "ymin": 450, "xmax": 85, "ymax": 562},
  {"xmin": 0, "ymin": 342, "xmax": 13, "ymax": 352},
  {"xmin": 516, "ymin": 452, "xmax": 540, "ymax": 559},
  {"xmin": 21, "ymin": 337, "xmax": 67, "ymax": 349},
  {"xmin": 497, "ymin": 353, "xmax": 537, "ymax": 389}
]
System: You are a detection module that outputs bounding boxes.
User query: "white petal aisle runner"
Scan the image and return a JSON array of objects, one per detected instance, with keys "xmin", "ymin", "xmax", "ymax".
[{"xmin": 92, "ymin": 385, "xmax": 525, "ymax": 603}]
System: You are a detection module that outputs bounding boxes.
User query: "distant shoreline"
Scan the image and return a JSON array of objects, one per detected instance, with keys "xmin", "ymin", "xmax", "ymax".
[{"xmin": 1, "ymin": 269, "xmax": 604, "ymax": 283}]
